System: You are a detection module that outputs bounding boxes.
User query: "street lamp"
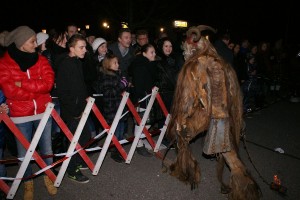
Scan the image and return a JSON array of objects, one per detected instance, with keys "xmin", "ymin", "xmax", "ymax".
[
  {"xmin": 85, "ymin": 25, "xmax": 90, "ymax": 30},
  {"xmin": 103, "ymin": 22, "xmax": 109, "ymax": 29}
]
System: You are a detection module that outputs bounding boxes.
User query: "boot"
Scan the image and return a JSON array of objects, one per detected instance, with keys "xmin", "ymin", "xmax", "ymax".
[
  {"xmin": 24, "ymin": 180, "xmax": 34, "ymax": 200},
  {"xmin": 44, "ymin": 176, "xmax": 57, "ymax": 196}
]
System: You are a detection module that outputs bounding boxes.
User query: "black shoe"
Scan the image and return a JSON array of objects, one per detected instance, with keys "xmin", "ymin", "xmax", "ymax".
[
  {"xmin": 68, "ymin": 169, "xmax": 89, "ymax": 183},
  {"xmin": 110, "ymin": 152, "xmax": 124, "ymax": 163},
  {"xmin": 77, "ymin": 163, "xmax": 89, "ymax": 170},
  {"xmin": 136, "ymin": 146, "xmax": 153, "ymax": 157}
]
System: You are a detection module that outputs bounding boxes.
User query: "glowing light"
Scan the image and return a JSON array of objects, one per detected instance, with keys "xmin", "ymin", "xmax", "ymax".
[
  {"xmin": 121, "ymin": 22, "xmax": 128, "ymax": 28},
  {"xmin": 274, "ymin": 175, "xmax": 281, "ymax": 186},
  {"xmin": 174, "ymin": 20, "xmax": 188, "ymax": 28}
]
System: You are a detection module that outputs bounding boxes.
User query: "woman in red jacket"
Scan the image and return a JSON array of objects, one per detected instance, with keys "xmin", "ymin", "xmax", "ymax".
[{"xmin": 0, "ymin": 26, "xmax": 56, "ymax": 200}]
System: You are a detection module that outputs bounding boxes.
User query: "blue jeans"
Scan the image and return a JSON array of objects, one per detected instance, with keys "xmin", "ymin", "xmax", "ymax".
[
  {"xmin": 51, "ymin": 98, "xmax": 61, "ymax": 134},
  {"xmin": 15, "ymin": 118, "xmax": 53, "ymax": 181}
]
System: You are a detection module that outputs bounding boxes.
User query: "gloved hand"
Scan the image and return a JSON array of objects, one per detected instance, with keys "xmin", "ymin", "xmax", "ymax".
[{"xmin": 120, "ymin": 76, "xmax": 128, "ymax": 88}]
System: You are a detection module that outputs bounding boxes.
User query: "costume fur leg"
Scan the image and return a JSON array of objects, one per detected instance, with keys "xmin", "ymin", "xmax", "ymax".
[
  {"xmin": 169, "ymin": 134, "xmax": 200, "ymax": 190},
  {"xmin": 222, "ymin": 151, "xmax": 261, "ymax": 200}
]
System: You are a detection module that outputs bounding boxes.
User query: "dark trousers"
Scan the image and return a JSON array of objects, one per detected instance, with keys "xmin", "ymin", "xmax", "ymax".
[{"xmin": 65, "ymin": 118, "xmax": 91, "ymax": 174}]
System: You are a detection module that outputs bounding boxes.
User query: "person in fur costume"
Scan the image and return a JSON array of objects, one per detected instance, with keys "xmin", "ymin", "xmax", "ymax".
[{"xmin": 164, "ymin": 25, "xmax": 261, "ymax": 200}]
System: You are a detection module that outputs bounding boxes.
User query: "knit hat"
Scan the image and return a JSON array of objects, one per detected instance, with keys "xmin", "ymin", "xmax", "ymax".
[
  {"xmin": 36, "ymin": 32, "xmax": 49, "ymax": 46},
  {"xmin": 0, "ymin": 31, "xmax": 9, "ymax": 47},
  {"xmin": 92, "ymin": 37, "xmax": 106, "ymax": 53},
  {"xmin": 1, "ymin": 26, "xmax": 36, "ymax": 48}
]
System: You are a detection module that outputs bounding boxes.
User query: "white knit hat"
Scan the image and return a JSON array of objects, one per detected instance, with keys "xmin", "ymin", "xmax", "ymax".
[
  {"xmin": 36, "ymin": 32, "xmax": 49, "ymax": 46},
  {"xmin": 92, "ymin": 37, "xmax": 106, "ymax": 53}
]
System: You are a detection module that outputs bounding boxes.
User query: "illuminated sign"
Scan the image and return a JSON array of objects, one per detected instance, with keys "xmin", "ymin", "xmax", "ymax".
[{"xmin": 174, "ymin": 20, "xmax": 188, "ymax": 28}]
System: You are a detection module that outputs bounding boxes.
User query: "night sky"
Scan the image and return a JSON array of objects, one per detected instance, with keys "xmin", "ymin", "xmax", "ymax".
[{"xmin": 1, "ymin": 0, "xmax": 299, "ymax": 44}]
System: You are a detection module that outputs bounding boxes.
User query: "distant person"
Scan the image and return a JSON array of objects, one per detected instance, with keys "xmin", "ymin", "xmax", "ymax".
[
  {"xmin": 0, "ymin": 26, "xmax": 57, "ymax": 200},
  {"xmin": 242, "ymin": 53, "xmax": 261, "ymax": 113},
  {"xmin": 56, "ymin": 34, "xmax": 91, "ymax": 183},
  {"xmin": 133, "ymin": 29, "xmax": 149, "ymax": 55},
  {"xmin": 108, "ymin": 28, "xmax": 135, "ymax": 139},
  {"xmin": 108, "ymin": 28, "xmax": 135, "ymax": 79},
  {"xmin": 66, "ymin": 23, "xmax": 78, "ymax": 40},
  {"xmin": 36, "ymin": 32, "xmax": 49, "ymax": 57},
  {"xmin": 156, "ymin": 37, "xmax": 181, "ymax": 112},
  {"xmin": 131, "ymin": 32, "xmax": 137, "ymax": 46},
  {"xmin": 45, "ymin": 29, "xmax": 68, "ymax": 155},
  {"xmin": 214, "ymin": 32, "xmax": 234, "ymax": 66},
  {"xmin": 156, "ymin": 37, "xmax": 181, "ymax": 147},
  {"xmin": 91, "ymin": 37, "xmax": 110, "ymax": 133},
  {"xmin": 233, "ymin": 43, "xmax": 247, "ymax": 84},
  {"xmin": 92, "ymin": 37, "xmax": 109, "ymax": 73}
]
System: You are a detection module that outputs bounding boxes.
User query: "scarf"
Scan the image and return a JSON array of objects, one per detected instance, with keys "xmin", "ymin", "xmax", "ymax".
[{"xmin": 7, "ymin": 44, "xmax": 38, "ymax": 72}]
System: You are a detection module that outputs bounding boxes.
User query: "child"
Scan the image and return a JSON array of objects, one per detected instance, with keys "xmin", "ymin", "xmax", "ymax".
[{"xmin": 94, "ymin": 53, "xmax": 128, "ymax": 163}]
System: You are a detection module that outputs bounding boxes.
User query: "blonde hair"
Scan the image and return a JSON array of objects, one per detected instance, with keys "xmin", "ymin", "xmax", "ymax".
[{"xmin": 102, "ymin": 53, "xmax": 118, "ymax": 73}]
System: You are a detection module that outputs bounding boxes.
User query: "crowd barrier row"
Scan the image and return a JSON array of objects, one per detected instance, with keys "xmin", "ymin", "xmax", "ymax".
[{"xmin": 0, "ymin": 86, "xmax": 170, "ymax": 199}]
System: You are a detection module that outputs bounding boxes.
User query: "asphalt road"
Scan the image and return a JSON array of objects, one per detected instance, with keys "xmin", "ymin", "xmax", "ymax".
[{"xmin": 4, "ymin": 99, "xmax": 300, "ymax": 200}]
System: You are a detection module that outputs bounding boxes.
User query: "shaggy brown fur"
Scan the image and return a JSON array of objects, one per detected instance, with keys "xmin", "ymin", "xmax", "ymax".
[{"xmin": 164, "ymin": 26, "xmax": 261, "ymax": 199}]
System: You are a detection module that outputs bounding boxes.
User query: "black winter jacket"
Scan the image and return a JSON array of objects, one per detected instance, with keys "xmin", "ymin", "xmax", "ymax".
[{"xmin": 56, "ymin": 53, "xmax": 89, "ymax": 122}]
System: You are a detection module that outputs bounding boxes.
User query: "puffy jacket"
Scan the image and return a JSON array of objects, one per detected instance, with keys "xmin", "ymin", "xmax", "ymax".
[{"xmin": 0, "ymin": 52, "xmax": 54, "ymax": 117}]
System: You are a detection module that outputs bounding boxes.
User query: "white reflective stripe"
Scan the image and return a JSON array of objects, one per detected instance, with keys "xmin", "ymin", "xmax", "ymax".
[
  {"xmin": 10, "ymin": 113, "xmax": 44, "ymax": 124},
  {"xmin": 33, "ymin": 99, "xmax": 37, "ymax": 115},
  {"xmin": 92, "ymin": 94, "xmax": 103, "ymax": 97},
  {"xmin": 26, "ymin": 70, "xmax": 30, "ymax": 79}
]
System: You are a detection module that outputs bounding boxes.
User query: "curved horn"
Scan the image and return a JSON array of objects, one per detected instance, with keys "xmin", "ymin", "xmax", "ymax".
[
  {"xmin": 186, "ymin": 26, "xmax": 201, "ymax": 42},
  {"xmin": 197, "ymin": 25, "xmax": 217, "ymax": 34}
]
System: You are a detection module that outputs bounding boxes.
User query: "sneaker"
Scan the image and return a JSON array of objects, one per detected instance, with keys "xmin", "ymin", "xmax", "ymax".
[
  {"xmin": 68, "ymin": 169, "xmax": 89, "ymax": 183},
  {"xmin": 110, "ymin": 152, "xmax": 124, "ymax": 163},
  {"xmin": 136, "ymin": 146, "xmax": 153, "ymax": 157},
  {"xmin": 77, "ymin": 163, "xmax": 89, "ymax": 170}
]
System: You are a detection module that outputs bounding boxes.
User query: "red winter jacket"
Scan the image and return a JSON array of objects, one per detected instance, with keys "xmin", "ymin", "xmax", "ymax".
[{"xmin": 0, "ymin": 52, "xmax": 54, "ymax": 117}]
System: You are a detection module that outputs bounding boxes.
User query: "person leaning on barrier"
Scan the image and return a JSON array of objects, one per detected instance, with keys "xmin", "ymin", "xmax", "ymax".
[
  {"xmin": 55, "ymin": 34, "xmax": 91, "ymax": 184},
  {"xmin": 128, "ymin": 43, "xmax": 158, "ymax": 157},
  {"xmin": 0, "ymin": 26, "xmax": 57, "ymax": 200},
  {"xmin": 94, "ymin": 53, "xmax": 129, "ymax": 163}
]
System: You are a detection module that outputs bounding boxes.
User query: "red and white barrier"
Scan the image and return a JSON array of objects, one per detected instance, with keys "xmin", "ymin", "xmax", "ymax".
[{"xmin": 0, "ymin": 86, "xmax": 170, "ymax": 199}]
